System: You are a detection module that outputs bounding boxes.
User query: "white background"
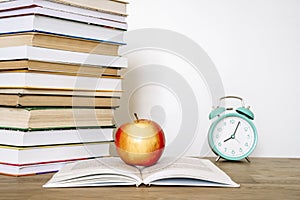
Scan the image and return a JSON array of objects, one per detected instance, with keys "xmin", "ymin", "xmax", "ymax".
[{"xmin": 125, "ymin": 0, "xmax": 300, "ymax": 158}]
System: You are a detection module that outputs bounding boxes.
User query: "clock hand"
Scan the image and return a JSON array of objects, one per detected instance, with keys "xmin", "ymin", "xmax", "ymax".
[
  {"xmin": 223, "ymin": 121, "xmax": 241, "ymax": 143},
  {"xmin": 232, "ymin": 121, "xmax": 241, "ymax": 137},
  {"xmin": 223, "ymin": 136, "xmax": 232, "ymax": 143}
]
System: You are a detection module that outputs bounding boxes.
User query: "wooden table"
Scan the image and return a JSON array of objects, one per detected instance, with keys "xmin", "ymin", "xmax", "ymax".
[{"xmin": 0, "ymin": 158, "xmax": 299, "ymax": 200}]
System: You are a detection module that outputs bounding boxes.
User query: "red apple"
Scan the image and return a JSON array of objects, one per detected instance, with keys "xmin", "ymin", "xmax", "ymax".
[{"xmin": 115, "ymin": 113, "xmax": 165, "ymax": 166}]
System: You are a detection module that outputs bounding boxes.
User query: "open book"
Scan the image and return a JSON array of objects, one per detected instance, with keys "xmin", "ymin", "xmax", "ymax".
[{"xmin": 43, "ymin": 157, "xmax": 240, "ymax": 188}]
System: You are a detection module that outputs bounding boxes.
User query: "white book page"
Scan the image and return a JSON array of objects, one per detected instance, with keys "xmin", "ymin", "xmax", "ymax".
[
  {"xmin": 141, "ymin": 157, "xmax": 239, "ymax": 187},
  {"xmin": 43, "ymin": 157, "xmax": 142, "ymax": 187}
]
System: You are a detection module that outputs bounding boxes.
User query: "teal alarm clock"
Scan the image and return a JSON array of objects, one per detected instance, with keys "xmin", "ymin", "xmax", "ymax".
[{"xmin": 208, "ymin": 96, "xmax": 258, "ymax": 162}]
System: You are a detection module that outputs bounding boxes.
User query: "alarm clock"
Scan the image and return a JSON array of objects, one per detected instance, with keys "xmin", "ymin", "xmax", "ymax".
[{"xmin": 208, "ymin": 96, "xmax": 258, "ymax": 162}]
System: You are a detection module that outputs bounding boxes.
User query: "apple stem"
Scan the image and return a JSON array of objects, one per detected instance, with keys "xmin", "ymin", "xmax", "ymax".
[{"xmin": 134, "ymin": 113, "xmax": 139, "ymax": 122}]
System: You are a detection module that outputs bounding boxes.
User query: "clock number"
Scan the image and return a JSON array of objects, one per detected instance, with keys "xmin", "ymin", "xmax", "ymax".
[
  {"xmin": 230, "ymin": 119, "xmax": 235, "ymax": 124},
  {"xmin": 245, "ymin": 142, "xmax": 249, "ymax": 147},
  {"xmin": 217, "ymin": 128, "xmax": 222, "ymax": 132},
  {"xmin": 224, "ymin": 147, "xmax": 227, "ymax": 152},
  {"xmin": 231, "ymin": 150, "xmax": 235, "ymax": 155},
  {"xmin": 216, "ymin": 133, "xmax": 219, "ymax": 139},
  {"xmin": 218, "ymin": 142, "xmax": 222, "ymax": 147},
  {"xmin": 239, "ymin": 148, "xmax": 243, "ymax": 152},
  {"xmin": 244, "ymin": 127, "xmax": 248, "ymax": 132}
]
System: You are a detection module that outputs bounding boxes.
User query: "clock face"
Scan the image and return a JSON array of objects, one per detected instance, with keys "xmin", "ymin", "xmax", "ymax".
[{"xmin": 208, "ymin": 113, "xmax": 257, "ymax": 160}]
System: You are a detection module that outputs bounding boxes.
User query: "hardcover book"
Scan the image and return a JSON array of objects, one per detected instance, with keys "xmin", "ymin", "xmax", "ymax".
[
  {"xmin": 0, "ymin": 70, "xmax": 122, "ymax": 91},
  {"xmin": 0, "ymin": 107, "xmax": 114, "ymax": 130},
  {"xmin": 0, "ymin": 93, "xmax": 120, "ymax": 107},
  {"xmin": 0, "ymin": 6, "xmax": 127, "ymax": 30},
  {"xmin": 50, "ymin": 0, "xmax": 128, "ymax": 15},
  {"xmin": 0, "ymin": 32, "xmax": 121, "ymax": 55},
  {"xmin": 0, "ymin": 0, "xmax": 128, "ymax": 16},
  {"xmin": 0, "ymin": 14, "xmax": 125, "ymax": 44},
  {"xmin": 0, "ymin": 142, "xmax": 112, "ymax": 165},
  {"xmin": 0, "ymin": 60, "xmax": 120, "ymax": 77},
  {"xmin": 0, "ymin": 46, "xmax": 127, "ymax": 68},
  {"xmin": 0, "ymin": 128, "xmax": 115, "ymax": 147},
  {"xmin": 0, "ymin": 158, "xmax": 82, "ymax": 176},
  {"xmin": 0, "ymin": 88, "xmax": 122, "ymax": 97}
]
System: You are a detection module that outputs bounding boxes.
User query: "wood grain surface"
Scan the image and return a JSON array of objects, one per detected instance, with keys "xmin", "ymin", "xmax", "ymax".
[{"xmin": 0, "ymin": 158, "xmax": 299, "ymax": 200}]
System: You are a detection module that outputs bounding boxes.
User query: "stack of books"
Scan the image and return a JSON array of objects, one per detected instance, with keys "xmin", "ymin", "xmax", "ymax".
[{"xmin": 0, "ymin": 0, "xmax": 128, "ymax": 176}]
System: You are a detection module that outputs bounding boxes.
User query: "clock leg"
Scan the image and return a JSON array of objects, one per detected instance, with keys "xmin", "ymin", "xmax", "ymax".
[
  {"xmin": 216, "ymin": 156, "xmax": 221, "ymax": 162},
  {"xmin": 245, "ymin": 157, "xmax": 251, "ymax": 163}
]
